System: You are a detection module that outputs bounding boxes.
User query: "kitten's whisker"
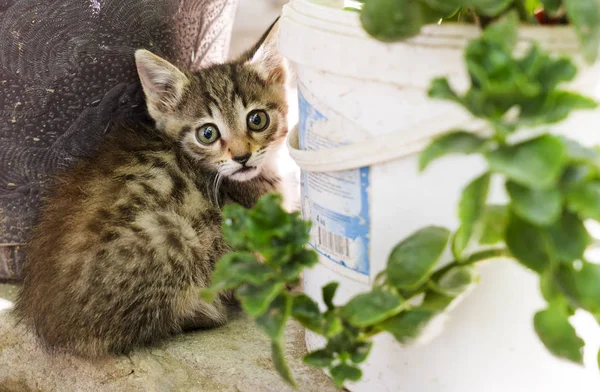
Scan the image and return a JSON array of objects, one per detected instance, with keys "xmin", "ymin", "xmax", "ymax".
[
  {"xmin": 211, "ymin": 173, "xmax": 218, "ymax": 204},
  {"xmin": 205, "ymin": 172, "xmax": 215, "ymax": 201},
  {"xmin": 213, "ymin": 172, "xmax": 224, "ymax": 208}
]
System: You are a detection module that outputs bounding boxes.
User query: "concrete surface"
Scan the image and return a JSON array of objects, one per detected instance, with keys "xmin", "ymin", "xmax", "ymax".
[{"xmin": 0, "ymin": 283, "xmax": 338, "ymax": 392}]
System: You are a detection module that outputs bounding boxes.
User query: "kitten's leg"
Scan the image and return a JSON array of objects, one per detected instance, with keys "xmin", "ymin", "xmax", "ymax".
[{"xmin": 177, "ymin": 291, "xmax": 231, "ymax": 331}]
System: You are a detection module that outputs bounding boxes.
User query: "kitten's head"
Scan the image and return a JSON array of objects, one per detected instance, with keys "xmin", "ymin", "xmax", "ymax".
[{"xmin": 135, "ymin": 20, "xmax": 288, "ymax": 182}]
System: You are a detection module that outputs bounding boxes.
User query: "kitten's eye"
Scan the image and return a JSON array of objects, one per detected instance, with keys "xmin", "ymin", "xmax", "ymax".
[
  {"xmin": 196, "ymin": 124, "xmax": 221, "ymax": 145},
  {"xmin": 247, "ymin": 110, "xmax": 270, "ymax": 132}
]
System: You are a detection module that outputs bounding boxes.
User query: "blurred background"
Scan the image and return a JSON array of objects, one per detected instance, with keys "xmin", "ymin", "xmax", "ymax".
[{"xmin": 229, "ymin": 0, "xmax": 288, "ymax": 58}]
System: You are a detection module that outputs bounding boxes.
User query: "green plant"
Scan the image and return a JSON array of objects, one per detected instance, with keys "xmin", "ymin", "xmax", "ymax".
[
  {"xmin": 200, "ymin": 5, "xmax": 600, "ymax": 391},
  {"xmin": 421, "ymin": 12, "xmax": 600, "ymax": 367},
  {"xmin": 201, "ymin": 192, "xmax": 487, "ymax": 388},
  {"xmin": 353, "ymin": 0, "xmax": 600, "ymax": 62}
]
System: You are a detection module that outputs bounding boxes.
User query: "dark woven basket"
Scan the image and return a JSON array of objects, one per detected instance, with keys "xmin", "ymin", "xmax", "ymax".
[{"xmin": 0, "ymin": 0, "xmax": 239, "ymax": 281}]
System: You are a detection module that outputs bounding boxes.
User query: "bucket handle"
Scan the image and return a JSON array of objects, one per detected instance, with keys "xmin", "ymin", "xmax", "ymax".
[{"xmin": 286, "ymin": 115, "xmax": 486, "ymax": 173}]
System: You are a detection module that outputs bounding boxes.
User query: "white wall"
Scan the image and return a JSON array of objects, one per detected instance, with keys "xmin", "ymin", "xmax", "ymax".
[{"xmin": 229, "ymin": 0, "xmax": 288, "ymax": 58}]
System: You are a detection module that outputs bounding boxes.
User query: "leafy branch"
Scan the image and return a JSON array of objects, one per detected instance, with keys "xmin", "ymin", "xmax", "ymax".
[
  {"xmin": 201, "ymin": 194, "xmax": 492, "ymax": 388},
  {"xmin": 356, "ymin": 0, "xmax": 600, "ymax": 62},
  {"xmin": 200, "ymin": 9, "xmax": 600, "ymax": 391},
  {"xmin": 421, "ymin": 13, "xmax": 600, "ymax": 366}
]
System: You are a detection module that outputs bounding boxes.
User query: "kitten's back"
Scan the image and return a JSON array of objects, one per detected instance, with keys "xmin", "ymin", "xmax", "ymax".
[{"xmin": 15, "ymin": 123, "xmax": 230, "ymax": 357}]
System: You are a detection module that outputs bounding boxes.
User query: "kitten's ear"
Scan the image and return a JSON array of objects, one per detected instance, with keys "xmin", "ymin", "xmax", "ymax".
[
  {"xmin": 135, "ymin": 49, "xmax": 189, "ymax": 112},
  {"xmin": 241, "ymin": 18, "xmax": 286, "ymax": 84}
]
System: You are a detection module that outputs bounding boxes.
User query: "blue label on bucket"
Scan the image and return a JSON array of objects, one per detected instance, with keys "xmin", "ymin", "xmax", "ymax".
[{"xmin": 298, "ymin": 89, "xmax": 370, "ymax": 279}]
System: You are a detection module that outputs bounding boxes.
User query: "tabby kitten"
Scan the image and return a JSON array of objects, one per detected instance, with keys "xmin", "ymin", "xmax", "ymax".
[{"xmin": 14, "ymin": 21, "xmax": 289, "ymax": 358}]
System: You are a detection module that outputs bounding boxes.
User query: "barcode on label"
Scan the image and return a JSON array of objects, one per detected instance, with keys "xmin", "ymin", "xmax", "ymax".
[{"xmin": 317, "ymin": 225, "xmax": 350, "ymax": 260}]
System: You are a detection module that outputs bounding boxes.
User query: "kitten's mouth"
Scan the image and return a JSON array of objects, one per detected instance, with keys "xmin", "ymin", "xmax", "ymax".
[
  {"xmin": 229, "ymin": 165, "xmax": 259, "ymax": 181},
  {"xmin": 234, "ymin": 166, "xmax": 256, "ymax": 174}
]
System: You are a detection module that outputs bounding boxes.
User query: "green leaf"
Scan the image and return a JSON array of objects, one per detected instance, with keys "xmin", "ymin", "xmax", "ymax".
[
  {"xmin": 541, "ymin": 0, "xmax": 562, "ymax": 13},
  {"xmin": 303, "ymin": 349, "xmax": 335, "ymax": 368},
  {"xmin": 564, "ymin": 0, "xmax": 600, "ymax": 63},
  {"xmin": 534, "ymin": 304, "xmax": 584, "ymax": 364},
  {"xmin": 521, "ymin": 91, "xmax": 597, "ymax": 126},
  {"xmin": 360, "ymin": 0, "xmax": 423, "ymax": 42},
  {"xmin": 546, "ymin": 211, "xmax": 590, "ymax": 264},
  {"xmin": 482, "ymin": 9, "xmax": 519, "ymax": 46},
  {"xmin": 380, "ymin": 308, "xmax": 434, "ymax": 344},
  {"xmin": 340, "ymin": 289, "xmax": 404, "ymax": 327},
  {"xmin": 505, "ymin": 213, "xmax": 552, "ymax": 273},
  {"xmin": 472, "ymin": 0, "xmax": 514, "ymax": 16},
  {"xmin": 281, "ymin": 249, "xmax": 318, "ymax": 281},
  {"xmin": 323, "ymin": 282, "xmax": 339, "ymax": 310},
  {"xmin": 256, "ymin": 293, "xmax": 291, "ymax": 340},
  {"xmin": 421, "ymin": 290, "xmax": 455, "ymax": 313},
  {"xmin": 455, "ymin": 173, "xmax": 491, "ymax": 257},
  {"xmin": 428, "ymin": 77, "xmax": 462, "ymax": 104},
  {"xmin": 221, "ymin": 204, "xmax": 254, "ymax": 250},
  {"xmin": 435, "ymin": 265, "xmax": 479, "ymax": 296},
  {"xmin": 253, "ymin": 193, "xmax": 287, "ymax": 223},
  {"xmin": 540, "ymin": 270, "xmax": 562, "ymax": 302},
  {"xmin": 419, "ymin": 1, "xmax": 451, "ymax": 23},
  {"xmin": 485, "ymin": 135, "xmax": 566, "ymax": 189},
  {"xmin": 556, "ymin": 262, "xmax": 600, "ymax": 313},
  {"xmin": 222, "ymin": 193, "xmax": 313, "ymax": 264},
  {"xmin": 567, "ymin": 181, "xmax": 600, "ymax": 221},
  {"xmin": 560, "ymin": 165, "xmax": 594, "ymax": 191},
  {"xmin": 561, "ymin": 137, "xmax": 600, "ymax": 170},
  {"xmin": 295, "ymin": 248, "xmax": 319, "ymax": 267},
  {"xmin": 451, "ymin": 226, "xmax": 469, "ymax": 261},
  {"xmin": 291, "ymin": 294, "xmax": 322, "ymax": 332},
  {"xmin": 421, "ymin": 0, "xmax": 461, "ymax": 14},
  {"xmin": 237, "ymin": 281, "xmax": 285, "ymax": 317},
  {"xmin": 479, "ymin": 205, "xmax": 509, "ymax": 245},
  {"xmin": 280, "ymin": 262, "xmax": 304, "ymax": 282},
  {"xmin": 350, "ymin": 341, "xmax": 373, "ymax": 364},
  {"xmin": 256, "ymin": 196, "xmax": 312, "ymax": 261},
  {"xmin": 327, "ymin": 329, "xmax": 359, "ymax": 355},
  {"xmin": 343, "ymin": 6, "xmax": 361, "ymax": 13},
  {"xmin": 387, "ymin": 226, "xmax": 451, "ymax": 290},
  {"xmin": 419, "ymin": 131, "xmax": 486, "ymax": 171},
  {"xmin": 330, "ymin": 363, "xmax": 362, "ymax": 387},
  {"xmin": 322, "ymin": 310, "xmax": 344, "ymax": 338},
  {"xmin": 271, "ymin": 340, "xmax": 296, "ymax": 387},
  {"xmin": 464, "ymin": 13, "xmax": 520, "ymax": 102},
  {"xmin": 506, "ymin": 181, "xmax": 562, "ymax": 226},
  {"xmin": 211, "ymin": 252, "xmax": 274, "ymax": 289},
  {"xmin": 536, "ymin": 57, "xmax": 577, "ymax": 92}
]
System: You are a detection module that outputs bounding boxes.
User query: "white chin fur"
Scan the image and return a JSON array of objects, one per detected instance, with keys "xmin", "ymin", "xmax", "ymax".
[{"xmin": 228, "ymin": 167, "xmax": 261, "ymax": 182}]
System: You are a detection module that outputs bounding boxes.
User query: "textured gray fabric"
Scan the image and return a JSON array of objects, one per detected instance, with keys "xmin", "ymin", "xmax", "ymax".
[{"xmin": 0, "ymin": 0, "xmax": 239, "ymax": 281}]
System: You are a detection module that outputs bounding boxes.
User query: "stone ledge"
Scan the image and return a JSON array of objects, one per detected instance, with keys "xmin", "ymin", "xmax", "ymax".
[{"xmin": 0, "ymin": 284, "xmax": 338, "ymax": 392}]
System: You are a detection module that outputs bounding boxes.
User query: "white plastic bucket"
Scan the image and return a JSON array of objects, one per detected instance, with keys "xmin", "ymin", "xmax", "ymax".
[{"xmin": 279, "ymin": 1, "xmax": 600, "ymax": 391}]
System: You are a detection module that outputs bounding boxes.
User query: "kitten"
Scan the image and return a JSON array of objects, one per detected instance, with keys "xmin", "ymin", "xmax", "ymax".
[{"xmin": 14, "ymin": 20, "xmax": 289, "ymax": 358}]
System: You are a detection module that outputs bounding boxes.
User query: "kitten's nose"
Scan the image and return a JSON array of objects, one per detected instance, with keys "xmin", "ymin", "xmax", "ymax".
[{"xmin": 232, "ymin": 153, "xmax": 251, "ymax": 165}]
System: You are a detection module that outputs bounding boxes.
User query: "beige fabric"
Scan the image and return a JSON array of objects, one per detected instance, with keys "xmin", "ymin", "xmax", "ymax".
[{"xmin": 0, "ymin": 0, "xmax": 239, "ymax": 281}]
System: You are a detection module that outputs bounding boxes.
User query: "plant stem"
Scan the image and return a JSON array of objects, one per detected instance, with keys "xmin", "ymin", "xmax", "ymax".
[{"xmin": 431, "ymin": 247, "xmax": 510, "ymax": 281}]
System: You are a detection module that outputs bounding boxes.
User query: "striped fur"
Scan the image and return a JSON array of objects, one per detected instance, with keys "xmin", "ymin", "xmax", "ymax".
[{"xmin": 14, "ymin": 21, "xmax": 289, "ymax": 357}]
